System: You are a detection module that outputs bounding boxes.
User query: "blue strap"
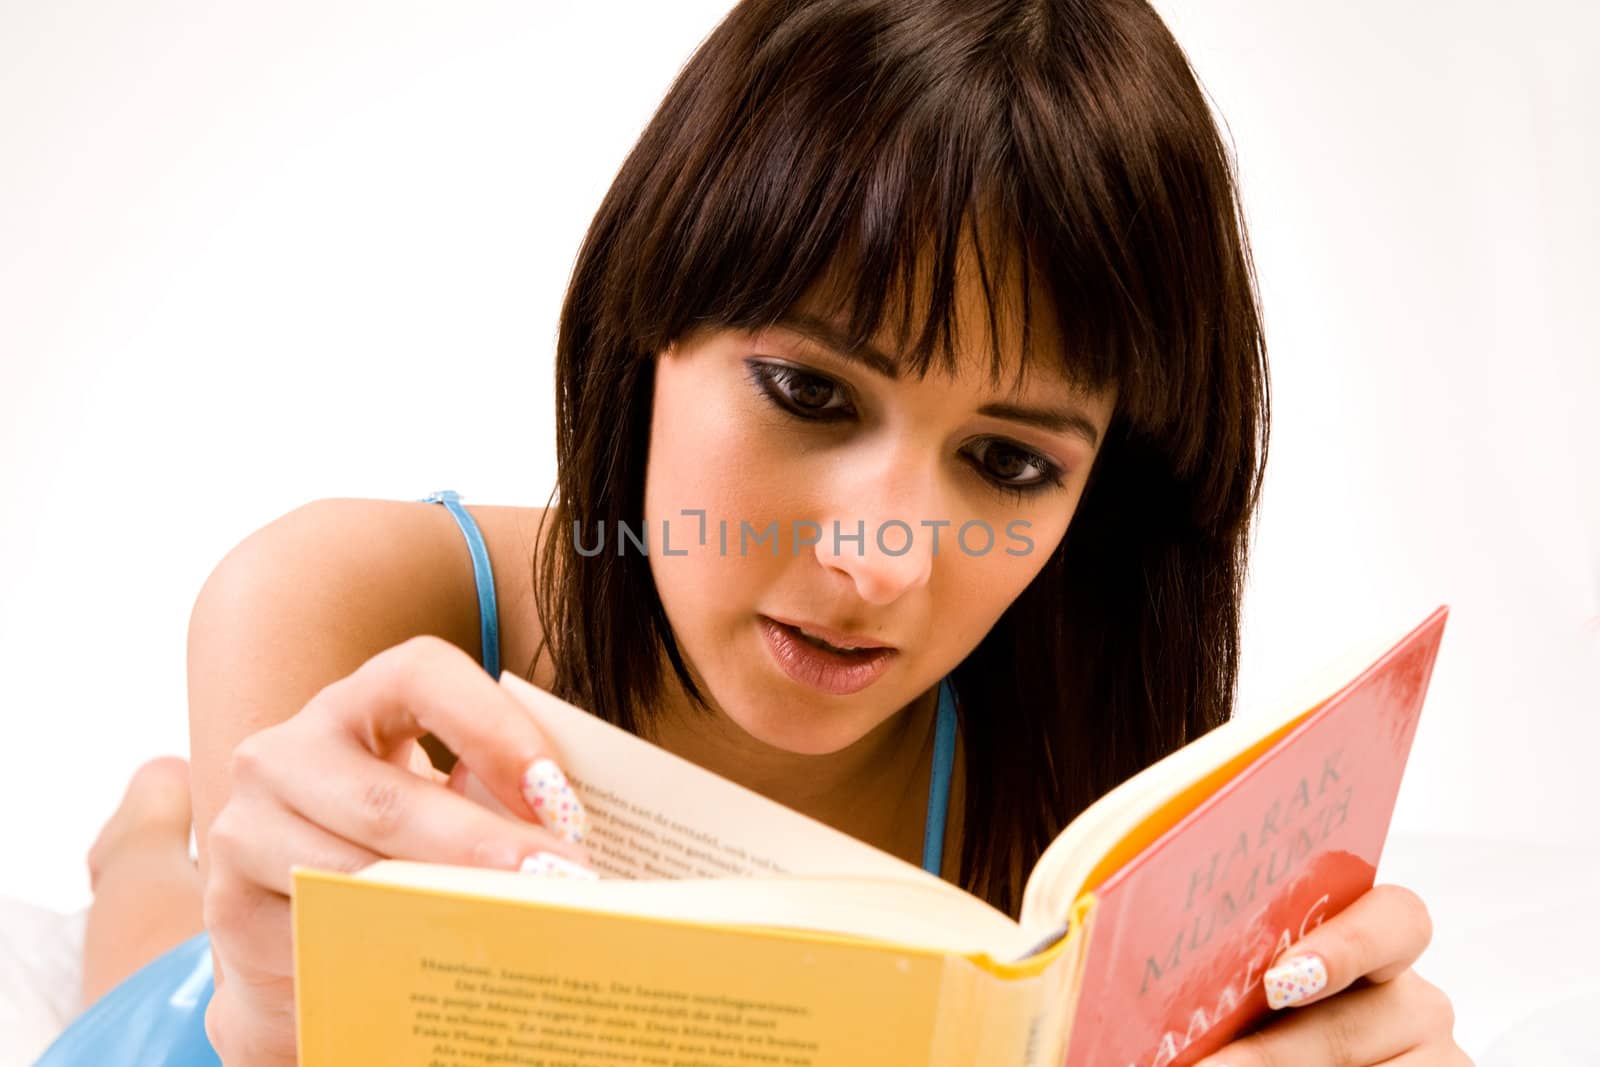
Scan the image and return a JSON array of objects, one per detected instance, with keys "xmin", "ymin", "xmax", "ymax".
[
  {"xmin": 420, "ymin": 490, "xmax": 501, "ymax": 680},
  {"xmin": 921, "ymin": 677, "xmax": 957, "ymax": 877}
]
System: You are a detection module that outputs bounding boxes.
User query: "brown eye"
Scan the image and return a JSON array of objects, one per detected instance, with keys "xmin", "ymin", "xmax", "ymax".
[
  {"xmin": 747, "ymin": 361, "xmax": 854, "ymax": 421},
  {"xmin": 787, "ymin": 373, "xmax": 835, "ymax": 410},
  {"xmin": 983, "ymin": 444, "xmax": 1031, "ymax": 479},
  {"xmin": 965, "ymin": 438, "xmax": 1064, "ymax": 495}
]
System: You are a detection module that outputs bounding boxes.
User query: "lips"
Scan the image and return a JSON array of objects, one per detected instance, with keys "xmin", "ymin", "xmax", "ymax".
[
  {"xmin": 762, "ymin": 615, "xmax": 895, "ymax": 652},
  {"xmin": 757, "ymin": 616, "xmax": 897, "ymax": 696}
]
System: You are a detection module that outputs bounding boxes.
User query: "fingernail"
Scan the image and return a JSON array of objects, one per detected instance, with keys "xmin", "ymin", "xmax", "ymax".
[
  {"xmin": 520, "ymin": 757, "xmax": 590, "ymax": 844},
  {"xmin": 519, "ymin": 851, "xmax": 599, "ymax": 880},
  {"xmin": 1263, "ymin": 952, "xmax": 1328, "ymax": 1008}
]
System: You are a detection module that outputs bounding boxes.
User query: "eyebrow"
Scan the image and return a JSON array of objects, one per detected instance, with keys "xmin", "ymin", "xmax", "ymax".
[
  {"xmin": 774, "ymin": 312, "xmax": 902, "ymax": 378},
  {"xmin": 770, "ymin": 311, "xmax": 1103, "ymax": 448},
  {"xmin": 973, "ymin": 401, "xmax": 1101, "ymax": 448}
]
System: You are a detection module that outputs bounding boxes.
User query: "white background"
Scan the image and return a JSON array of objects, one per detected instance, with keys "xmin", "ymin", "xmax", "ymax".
[{"xmin": 2, "ymin": 0, "xmax": 1596, "ymax": 1057}]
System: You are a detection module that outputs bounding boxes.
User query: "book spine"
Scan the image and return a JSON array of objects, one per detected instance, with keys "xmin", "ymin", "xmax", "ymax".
[
  {"xmin": 928, "ymin": 942, "xmax": 1086, "ymax": 1066},
  {"xmin": 927, "ymin": 955, "xmax": 985, "ymax": 1065},
  {"xmin": 1040, "ymin": 898, "xmax": 1097, "ymax": 1065}
]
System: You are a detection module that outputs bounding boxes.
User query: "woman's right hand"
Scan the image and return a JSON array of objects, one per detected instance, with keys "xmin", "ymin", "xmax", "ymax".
[{"xmin": 201, "ymin": 635, "xmax": 594, "ymax": 1065}]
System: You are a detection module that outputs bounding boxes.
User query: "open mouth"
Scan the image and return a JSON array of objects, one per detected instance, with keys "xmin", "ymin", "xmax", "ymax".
[
  {"xmin": 763, "ymin": 614, "xmax": 895, "ymax": 652},
  {"xmin": 757, "ymin": 616, "xmax": 897, "ymax": 696},
  {"xmin": 790, "ymin": 627, "xmax": 879, "ymax": 656}
]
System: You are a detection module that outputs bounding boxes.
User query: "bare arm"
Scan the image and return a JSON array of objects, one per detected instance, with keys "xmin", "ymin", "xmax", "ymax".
[{"xmin": 184, "ymin": 498, "xmax": 484, "ymax": 889}]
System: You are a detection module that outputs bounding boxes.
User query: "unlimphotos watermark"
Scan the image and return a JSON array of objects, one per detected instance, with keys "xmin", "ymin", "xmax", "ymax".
[{"xmin": 571, "ymin": 510, "xmax": 1036, "ymax": 558}]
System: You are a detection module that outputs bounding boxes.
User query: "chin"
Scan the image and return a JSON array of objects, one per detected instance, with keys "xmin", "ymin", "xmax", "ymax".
[{"xmin": 724, "ymin": 697, "xmax": 879, "ymax": 757}]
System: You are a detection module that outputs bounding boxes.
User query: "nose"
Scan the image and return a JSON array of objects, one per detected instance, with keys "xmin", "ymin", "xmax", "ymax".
[{"xmin": 811, "ymin": 454, "xmax": 939, "ymax": 606}]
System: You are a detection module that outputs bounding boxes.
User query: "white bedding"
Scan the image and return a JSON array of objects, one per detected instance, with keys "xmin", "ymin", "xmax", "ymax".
[{"xmin": 0, "ymin": 901, "xmax": 85, "ymax": 1067}]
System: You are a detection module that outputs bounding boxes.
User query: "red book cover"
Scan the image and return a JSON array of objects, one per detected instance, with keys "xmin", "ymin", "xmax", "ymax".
[{"xmin": 1061, "ymin": 607, "xmax": 1449, "ymax": 1067}]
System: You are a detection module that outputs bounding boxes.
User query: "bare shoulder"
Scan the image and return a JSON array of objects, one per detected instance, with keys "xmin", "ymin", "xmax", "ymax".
[
  {"xmin": 185, "ymin": 496, "xmax": 556, "ymax": 858},
  {"xmin": 225, "ymin": 496, "xmax": 555, "ymax": 686}
]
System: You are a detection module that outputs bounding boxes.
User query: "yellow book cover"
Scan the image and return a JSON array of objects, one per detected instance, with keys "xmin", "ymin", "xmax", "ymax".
[{"xmin": 292, "ymin": 607, "xmax": 1447, "ymax": 1067}]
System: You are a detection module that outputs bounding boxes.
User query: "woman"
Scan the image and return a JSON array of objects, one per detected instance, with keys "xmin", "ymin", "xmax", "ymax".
[{"xmin": 50, "ymin": 0, "xmax": 1468, "ymax": 1063}]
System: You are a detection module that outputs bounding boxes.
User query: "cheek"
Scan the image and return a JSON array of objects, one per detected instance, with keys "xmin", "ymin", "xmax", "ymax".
[
  {"xmin": 932, "ymin": 520, "xmax": 1067, "ymax": 653},
  {"xmin": 643, "ymin": 372, "xmax": 798, "ymax": 541},
  {"xmin": 642, "ymin": 363, "xmax": 799, "ymax": 637}
]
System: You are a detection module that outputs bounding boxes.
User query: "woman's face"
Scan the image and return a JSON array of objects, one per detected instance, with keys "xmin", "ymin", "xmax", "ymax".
[{"xmin": 642, "ymin": 271, "xmax": 1115, "ymax": 756}]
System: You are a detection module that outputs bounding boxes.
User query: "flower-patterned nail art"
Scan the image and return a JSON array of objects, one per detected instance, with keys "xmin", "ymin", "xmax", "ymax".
[
  {"xmin": 519, "ymin": 851, "xmax": 599, "ymax": 880},
  {"xmin": 1263, "ymin": 952, "xmax": 1328, "ymax": 1009},
  {"xmin": 520, "ymin": 757, "xmax": 590, "ymax": 844}
]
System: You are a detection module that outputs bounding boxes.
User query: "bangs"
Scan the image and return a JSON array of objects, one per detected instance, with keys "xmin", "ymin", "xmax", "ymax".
[{"xmin": 597, "ymin": 0, "xmax": 1264, "ymax": 491}]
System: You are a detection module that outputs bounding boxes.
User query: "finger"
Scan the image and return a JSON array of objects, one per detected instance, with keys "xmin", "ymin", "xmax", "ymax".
[
  {"xmin": 247, "ymin": 724, "xmax": 592, "ymax": 873},
  {"xmin": 204, "ymin": 790, "xmax": 383, "ymax": 992},
  {"xmin": 318, "ymin": 636, "xmax": 590, "ymax": 844},
  {"xmin": 449, "ymin": 759, "xmax": 519, "ymax": 817},
  {"xmin": 203, "ymin": 871, "xmax": 307, "ymax": 1065},
  {"xmin": 205, "ymin": 966, "xmax": 299, "ymax": 1067},
  {"xmin": 1196, "ymin": 969, "xmax": 1445, "ymax": 1067},
  {"xmin": 207, "ymin": 788, "xmax": 385, "ymax": 898},
  {"xmin": 204, "ymin": 874, "xmax": 295, "ymax": 986},
  {"xmin": 1259, "ymin": 884, "xmax": 1432, "ymax": 1010},
  {"xmin": 1371, "ymin": 1048, "xmax": 1476, "ymax": 1067}
]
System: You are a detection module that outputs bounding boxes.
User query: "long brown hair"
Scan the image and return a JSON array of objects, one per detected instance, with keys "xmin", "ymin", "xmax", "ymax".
[{"xmin": 532, "ymin": 0, "xmax": 1269, "ymax": 917}]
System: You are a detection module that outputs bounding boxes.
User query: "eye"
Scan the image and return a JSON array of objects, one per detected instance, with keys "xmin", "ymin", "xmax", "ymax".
[
  {"xmin": 963, "ymin": 438, "xmax": 1065, "ymax": 500},
  {"xmin": 746, "ymin": 361, "xmax": 855, "ymax": 421}
]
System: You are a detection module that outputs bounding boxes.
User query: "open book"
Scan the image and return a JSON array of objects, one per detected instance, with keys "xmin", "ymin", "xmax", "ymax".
[{"xmin": 291, "ymin": 606, "xmax": 1449, "ymax": 1066}]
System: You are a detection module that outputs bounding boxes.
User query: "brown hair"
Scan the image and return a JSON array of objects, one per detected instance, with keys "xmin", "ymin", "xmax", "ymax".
[{"xmin": 532, "ymin": 0, "xmax": 1269, "ymax": 916}]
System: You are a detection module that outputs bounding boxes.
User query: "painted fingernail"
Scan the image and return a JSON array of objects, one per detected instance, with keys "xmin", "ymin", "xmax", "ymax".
[
  {"xmin": 1263, "ymin": 952, "xmax": 1328, "ymax": 1008},
  {"xmin": 520, "ymin": 757, "xmax": 590, "ymax": 844},
  {"xmin": 519, "ymin": 851, "xmax": 599, "ymax": 880}
]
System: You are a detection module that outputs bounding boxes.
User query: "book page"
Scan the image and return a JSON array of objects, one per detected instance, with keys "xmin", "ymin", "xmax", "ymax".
[
  {"xmin": 497, "ymin": 673, "xmax": 978, "ymax": 907},
  {"xmin": 295, "ymin": 868, "xmax": 961, "ymax": 1066}
]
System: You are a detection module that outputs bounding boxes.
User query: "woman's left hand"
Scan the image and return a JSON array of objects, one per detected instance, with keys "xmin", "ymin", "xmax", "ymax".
[{"xmin": 1198, "ymin": 884, "xmax": 1472, "ymax": 1066}]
